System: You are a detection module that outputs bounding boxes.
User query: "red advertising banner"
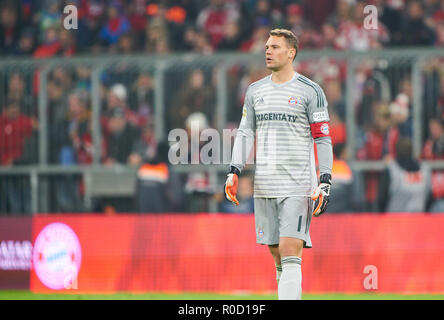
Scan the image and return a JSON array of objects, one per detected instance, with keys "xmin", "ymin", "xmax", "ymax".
[
  {"xmin": 23, "ymin": 213, "xmax": 444, "ymax": 294},
  {"xmin": 0, "ymin": 217, "xmax": 32, "ymax": 289}
]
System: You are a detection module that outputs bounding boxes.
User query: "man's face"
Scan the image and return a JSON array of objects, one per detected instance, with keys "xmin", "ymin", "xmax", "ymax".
[
  {"xmin": 265, "ymin": 36, "xmax": 295, "ymax": 71},
  {"xmin": 6, "ymin": 104, "xmax": 20, "ymax": 119}
]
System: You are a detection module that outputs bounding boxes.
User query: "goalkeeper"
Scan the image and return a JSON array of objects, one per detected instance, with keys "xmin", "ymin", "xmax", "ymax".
[{"xmin": 225, "ymin": 29, "xmax": 333, "ymax": 300}]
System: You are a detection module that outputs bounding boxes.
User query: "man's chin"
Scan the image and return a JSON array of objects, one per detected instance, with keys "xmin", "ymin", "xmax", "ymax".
[{"xmin": 266, "ymin": 65, "xmax": 280, "ymax": 71}]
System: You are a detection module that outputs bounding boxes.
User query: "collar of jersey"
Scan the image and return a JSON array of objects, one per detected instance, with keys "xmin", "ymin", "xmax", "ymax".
[{"xmin": 269, "ymin": 72, "xmax": 299, "ymax": 88}]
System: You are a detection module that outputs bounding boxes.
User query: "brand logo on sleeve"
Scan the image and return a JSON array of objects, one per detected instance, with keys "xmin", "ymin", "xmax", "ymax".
[
  {"xmin": 256, "ymin": 96, "xmax": 265, "ymax": 105},
  {"xmin": 313, "ymin": 111, "xmax": 328, "ymax": 122}
]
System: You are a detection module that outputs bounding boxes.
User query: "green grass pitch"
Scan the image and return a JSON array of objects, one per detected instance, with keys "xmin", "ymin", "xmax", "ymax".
[{"xmin": 0, "ymin": 291, "xmax": 443, "ymax": 300}]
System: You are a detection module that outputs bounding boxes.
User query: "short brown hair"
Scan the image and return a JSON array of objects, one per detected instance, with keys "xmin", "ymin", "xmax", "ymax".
[{"xmin": 269, "ymin": 28, "xmax": 299, "ymax": 60}]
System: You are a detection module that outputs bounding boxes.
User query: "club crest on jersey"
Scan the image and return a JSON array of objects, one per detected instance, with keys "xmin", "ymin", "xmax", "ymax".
[
  {"xmin": 257, "ymin": 228, "xmax": 264, "ymax": 239},
  {"xmin": 288, "ymin": 97, "xmax": 297, "ymax": 106},
  {"xmin": 321, "ymin": 123, "xmax": 330, "ymax": 135}
]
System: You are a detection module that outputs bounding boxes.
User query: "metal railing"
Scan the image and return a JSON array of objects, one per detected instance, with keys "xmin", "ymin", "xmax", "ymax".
[{"xmin": 1, "ymin": 48, "xmax": 444, "ymax": 214}]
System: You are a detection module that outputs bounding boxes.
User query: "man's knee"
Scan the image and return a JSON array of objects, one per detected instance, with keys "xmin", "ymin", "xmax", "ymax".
[
  {"xmin": 268, "ymin": 244, "xmax": 281, "ymax": 263},
  {"xmin": 279, "ymin": 237, "xmax": 304, "ymax": 258}
]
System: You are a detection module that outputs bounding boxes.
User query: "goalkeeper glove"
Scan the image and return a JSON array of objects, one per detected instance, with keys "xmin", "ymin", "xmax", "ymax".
[
  {"xmin": 224, "ymin": 166, "xmax": 240, "ymax": 206},
  {"xmin": 312, "ymin": 173, "xmax": 331, "ymax": 217}
]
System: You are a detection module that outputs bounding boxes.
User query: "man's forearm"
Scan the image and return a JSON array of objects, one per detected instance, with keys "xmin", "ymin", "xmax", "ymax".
[
  {"xmin": 230, "ymin": 128, "xmax": 255, "ymax": 173},
  {"xmin": 315, "ymin": 136, "xmax": 333, "ymax": 176}
]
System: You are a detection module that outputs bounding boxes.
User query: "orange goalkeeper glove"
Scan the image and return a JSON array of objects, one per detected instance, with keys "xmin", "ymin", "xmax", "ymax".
[
  {"xmin": 312, "ymin": 173, "xmax": 331, "ymax": 217},
  {"xmin": 224, "ymin": 166, "xmax": 240, "ymax": 206}
]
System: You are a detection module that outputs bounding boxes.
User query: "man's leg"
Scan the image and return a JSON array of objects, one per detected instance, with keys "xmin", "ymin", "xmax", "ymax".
[
  {"xmin": 268, "ymin": 245, "xmax": 281, "ymax": 285},
  {"xmin": 278, "ymin": 237, "xmax": 304, "ymax": 300},
  {"xmin": 254, "ymin": 198, "xmax": 283, "ymax": 288}
]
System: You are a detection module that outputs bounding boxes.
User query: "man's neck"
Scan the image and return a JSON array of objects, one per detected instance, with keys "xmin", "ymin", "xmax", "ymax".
[{"xmin": 271, "ymin": 66, "xmax": 296, "ymax": 84}]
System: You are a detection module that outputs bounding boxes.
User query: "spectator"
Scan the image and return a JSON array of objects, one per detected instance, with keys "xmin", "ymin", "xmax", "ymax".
[
  {"xmin": 128, "ymin": 121, "xmax": 157, "ymax": 167},
  {"xmin": 387, "ymin": 93, "xmax": 413, "ymax": 157},
  {"xmin": 0, "ymin": 3, "xmax": 20, "ymax": 55},
  {"xmin": 421, "ymin": 118, "xmax": 444, "ymax": 212},
  {"xmin": 400, "ymin": 0, "xmax": 436, "ymax": 46},
  {"xmin": 329, "ymin": 110, "xmax": 347, "ymax": 147},
  {"xmin": 217, "ymin": 21, "xmax": 243, "ymax": 51},
  {"xmin": 183, "ymin": 112, "xmax": 214, "ymax": 212},
  {"xmin": 422, "ymin": 118, "xmax": 444, "ymax": 160},
  {"xmin": 51, "ymin": 90, "xmax": 90, "ymax": 165},
  {"xmin": 378, "ymin": 138, "xmax": 431, "ymax": 212},
  {"xmin": 240, "ymin": 24, "xmax": 270, "ymax": 53},
  {"xmin": 74, "ymin": 0, "xmax": 107, "ymax": 52},
  {"xmin": 357, "ymin": 103, "xmax": 392, "ymax": 211},
  {"xmin": 191, "ymin": 30, "xmax": 214, "ymax": 54},
  {"xmin": 424, "ymin": 0, "xmax": 441, "ymax": 18},
  {"xmin": 324, "ymin": 78, "xmax": 346, "ymax": 121},
  {"xmin": 357, "ymin": 103, "xmax": 392, "ymax": 161},
  {"xmin": 145, "ymin": 2, "xmax": 185, "ymax": 52},
  {"xmin": 128, "ymin": 73, "xmax": 154, "ymax": 121},
  {"xmin": 13, "ymin": 28, "xmax": 35, "ymax": 56},
  {"xmin": 436, "ymin": 21, "xmax": 444, "ymax": 46},
  {"xmin": 248, "ymin": 0, "xmax": 283, "ymax": 32},
  {"xmin": 323, "ymin": 79, "xmax": 347, "ymax": 146},
  {"xmin": 0, "ymin": 99, "xmax": 36, "ymax": 214},
  {"xmin": 169, "ymin": 69, "xmax": 215, "ymax": 131},
  {"xmin": 46, "ymin": 67, "xmax": 74, "ymax": 133},
  {"xmin": 196, "ymin": 0, "xmax": 239, "ymax": 50},
  {"xmin": 326, "ymin": 0, "xmax": 352, "ymax": 28},
  {"xmin": 178, "ymin": 24, "xmax": 199, "ymax": 51},
  {"xmin": 2, "ymin": 0, "xmax": 444, "ymax": 57},
  {"xmin": 135, "ymin": 141, "xmax": 184, "ymax": 213},
  {"xmin": 372, "ymin": 0, "xmax": 404, "ymax": 46},
  {"xmin": 37, "ymin": 0, "xmax": 62, "ymax": 42},
  {"xmin": 284, "ymin": 4, "xmax": 310, "ymax": 40},
  {"xmin": 116, "ymin": 32, "xmax": 136, "ymax": 54},
  {"xmin": 99, "ymin": 3, "xmax": 130, "ymax": 48},
  {"xmin": 320, "ymin": 22, "xmax": 340, "ymax": 49},
  {"xmin": 103, "ymin": 108, "xmax": 140, "ymax": 165},
  {"xmin": 7, "ymin": 72, "xmax": 34, "ymax": 115},
  {"xmin": 0, "ymin": 99, "xmax": 36, "ymax": 166},
  {"xmin": 144, "ymin": 19, "xmax": 170, "ymax": 54},
  {"xmin": 47, "ymin": 81, "xmax": 67, "ymax": 148},
  {"xmin": 104, "ymin": 83, "xmax": 129, "ymax": 118},
  {"xmin": 33, "ymin": 25, "xmax": 61, "ymax": 58},
  {"xmin": 436, "ymin": 75, "xmax": 444, "ymax": 120},
  {"xmin": 430, "ymin": 0, "xmax": 444, "ymax": 25},
  {"xmin": 73, "ymin": 65, "xmax": 92, "ymax": 91},
  {"xmin": 335, "ymin": 0, "xmax": 390, "ymax": 51},
  {"xmin": 58, "ymin": 29, "xmax": 76, "ymax": 56},
  {"xmin": 127, "ymin": 0, "xmax": 148, "ymax": 46},
  {"xmin": 102, "ymin": 83, "xmax": 144, "ymax": 138},
  {"xmin": 328, "ymin": 143, "xmax": 365, "ymax": 213}
]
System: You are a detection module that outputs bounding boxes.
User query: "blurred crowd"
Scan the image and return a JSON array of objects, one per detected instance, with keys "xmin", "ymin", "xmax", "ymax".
[
  {"xmin": 2, "ymin": 0, "xmax": 444, "ymax": 57},
  {"xmin": 3, "ymin": 0, "xmax": 444, "ymax": 214}
]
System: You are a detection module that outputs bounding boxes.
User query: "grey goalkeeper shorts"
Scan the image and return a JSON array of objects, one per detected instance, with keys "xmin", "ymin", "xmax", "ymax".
[{"xmin": 254, "ymin": 197, "xmax": 313, "ymax": 248}]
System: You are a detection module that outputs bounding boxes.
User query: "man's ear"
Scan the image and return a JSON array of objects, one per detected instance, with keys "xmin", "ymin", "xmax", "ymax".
[{"xmin": 289, "ymin": 48, "xmax": 296, "ymax": 60}]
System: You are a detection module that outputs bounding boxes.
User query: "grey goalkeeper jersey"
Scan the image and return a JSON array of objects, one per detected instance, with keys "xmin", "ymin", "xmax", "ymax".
[{"xmin": 231, "ymin": 72, "xmax": 332, "ymax": 198}]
